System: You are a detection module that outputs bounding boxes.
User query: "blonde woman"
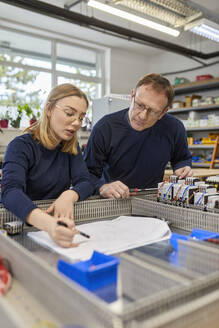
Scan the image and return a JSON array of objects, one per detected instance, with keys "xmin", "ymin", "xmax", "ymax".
[{"xmin": 2, "ymin": 84, "xmax": 94, "ymax": 248}]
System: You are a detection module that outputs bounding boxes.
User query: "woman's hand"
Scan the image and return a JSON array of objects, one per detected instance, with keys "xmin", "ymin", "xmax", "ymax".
[
  {"xmin": 48, "ymin": 218, "xmax": 79, "ymax": 248},
  {"xmin": 26, "ymin": 208, "xmax": 79, "ymax": 248},
  {"xmin": 46, "ymin": 190, "xmax": 79, "ymax": 221}
]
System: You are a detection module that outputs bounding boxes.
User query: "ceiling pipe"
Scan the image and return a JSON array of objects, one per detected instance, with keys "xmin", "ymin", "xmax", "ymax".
[
  {"xmin": 0, "ymin": 0, "xmax": 219, "ymax": 60},
  {"xmin": 64, "ymin": 0, "xmax": 85, "ymax": 10}
]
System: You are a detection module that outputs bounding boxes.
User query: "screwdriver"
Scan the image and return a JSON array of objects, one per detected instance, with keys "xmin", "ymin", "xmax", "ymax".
[
  {"xmin": 130, "ymin": 188, "xmax": 148, "ymax": 193},
  {"xmin": 129, "ymin": 188, "xmax": 154, "ymax": 195}
]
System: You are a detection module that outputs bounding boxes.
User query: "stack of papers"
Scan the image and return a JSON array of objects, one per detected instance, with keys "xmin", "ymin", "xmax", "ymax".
[{"xmin": 28, "ymin": 216, "xmax": 171, "ymax": 261}]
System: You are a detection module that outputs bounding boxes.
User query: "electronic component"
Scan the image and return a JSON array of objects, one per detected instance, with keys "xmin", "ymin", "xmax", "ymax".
[
  {"xmin": 3, "ymin": 221, "xmax": 24, "ymax": 235},
  {"xmin": 169, "ymin": 175, "xmax": 179, "ymax": 183},
  {"xmin": 206, "ymin": 176, "xmax": 219, "ymax": 191},
  {"xmin": 206, "ymin": 195, "xmax": 219, "ymax": 209},
  {"xmin": 157, "ymin": 181, "xmax": 175, "ymax": 201},
  {"xmin": 194, "ymin": 185, "xmax": 217, "ymax": 207}
]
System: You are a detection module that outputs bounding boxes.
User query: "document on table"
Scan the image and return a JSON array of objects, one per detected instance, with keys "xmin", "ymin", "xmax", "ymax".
[{"xmin": 27, "ymin": 216, "xmax": 171, "ymax": 261}]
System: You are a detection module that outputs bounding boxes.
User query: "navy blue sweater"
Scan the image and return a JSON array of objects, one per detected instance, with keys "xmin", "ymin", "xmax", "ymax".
[
  {"xmin": 84, "ymin": 108, "xmax": 192, "ymax": 191},
  {"xmin": 2, "ymin": 133, "xmax": 94, "ymax": 221}
]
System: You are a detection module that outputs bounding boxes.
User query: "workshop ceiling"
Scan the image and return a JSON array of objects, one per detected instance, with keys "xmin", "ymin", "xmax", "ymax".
[{"xmin": 0, "ymin": 0, "xmax": 219, "ymax": 57}]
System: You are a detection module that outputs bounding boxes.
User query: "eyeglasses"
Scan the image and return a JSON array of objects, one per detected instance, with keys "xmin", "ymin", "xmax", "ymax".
[
  {"xmin": 133, "ymin": 96, "xmax": 165, "ymax": 118},
  {"xmin": 55, "ymin": 104, "xmax": 85, "ymax": 123}
]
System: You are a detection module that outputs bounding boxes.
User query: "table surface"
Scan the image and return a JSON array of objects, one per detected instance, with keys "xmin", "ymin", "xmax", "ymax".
[
  {"xmin": 164, "ymin": 168, "xmax": 219, "ymax": 179},
  {"xmin": 11, "ymin": 224, "xmax": 186, "ymax": 268}
]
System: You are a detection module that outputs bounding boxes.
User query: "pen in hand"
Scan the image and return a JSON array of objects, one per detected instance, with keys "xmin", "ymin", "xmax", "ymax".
[{"xmin": 57, "ymin": 220, "xmax": 90, "ymax": 239}]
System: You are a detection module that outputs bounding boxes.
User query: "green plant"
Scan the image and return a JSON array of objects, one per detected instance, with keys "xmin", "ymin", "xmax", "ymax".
[
  {"xmin": 9, "ymin": 105, "xmax": 24, "ymax": 128},
  {"xmin": 22, "ymin": 104, "xmax": 41, "ymax": 121}
]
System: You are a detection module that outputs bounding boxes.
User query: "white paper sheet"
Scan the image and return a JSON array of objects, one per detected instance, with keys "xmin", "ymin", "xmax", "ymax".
[{"xmin": 27, "ymin": 216, "xmax": 171, "ymax": 261}]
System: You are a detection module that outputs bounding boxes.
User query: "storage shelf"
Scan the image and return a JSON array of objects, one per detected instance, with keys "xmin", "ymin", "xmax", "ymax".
[
  {"xmin": 186, "ymin": 126, "xmax": 219, "ymax": 132},
  {"xmin": 189, "ymin": 145, "xmax": 215, "ymax": 149},
  {"xmin": 173, "ymin": 79, "xmax": 219, "ymax": 168},
  {"xmin": 174, "ymin": 78, "xmax": 219, "ymax": 95},
  {"xmin": 192, "ymin": 163, "xmax": 211, "ymax": 168},
  {"xmin": 169, "ymin": 104, "xmax": 219, "ymax": 114},
  {"xmin": 191, "ymin": 162, "xmax": 219, "ymax": 168}
]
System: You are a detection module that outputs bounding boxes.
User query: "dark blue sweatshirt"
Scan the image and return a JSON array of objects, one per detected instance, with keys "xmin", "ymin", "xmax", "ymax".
[
  {"xmin": 2, "ymin": 133, "xmax": 94, "ymax": 221},
  {"xmin": 84, "ymin": 108, "xmax": 192, "ymax": 192}
]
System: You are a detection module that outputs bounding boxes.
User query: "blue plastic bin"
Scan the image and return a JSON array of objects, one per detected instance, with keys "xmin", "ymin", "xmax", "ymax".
[
  {"xmin": 57, "ymin": 251, "xmax": 120, "ymax": 303},
  {"xmin": 170, "ymin": 229, "xmax": 219, "ymax": 251},
  {"xmin": 170, "ymin": 233, "xmax": 189, "ymax": 251}
]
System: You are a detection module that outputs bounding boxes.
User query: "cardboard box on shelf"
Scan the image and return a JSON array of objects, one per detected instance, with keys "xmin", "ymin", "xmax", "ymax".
[
  {"xmin": 196, "ymin": 75, "xmax": 214, "ymax": 81},
  {"xmin": 172, "ymin": 101, "xmax": 185, "ymax": 109},
  {"xmin": 185, "ymin": 96, "xmax": 192, "ymax": 107},
  {"xmin": 192, "ymin": 95, "xmax": 202, "ymax": 107}
]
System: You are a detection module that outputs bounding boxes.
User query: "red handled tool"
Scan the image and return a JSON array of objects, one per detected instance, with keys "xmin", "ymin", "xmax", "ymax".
[{"xmin": 129, "ymin": 188, "xmax": 154, "ymax": 196}]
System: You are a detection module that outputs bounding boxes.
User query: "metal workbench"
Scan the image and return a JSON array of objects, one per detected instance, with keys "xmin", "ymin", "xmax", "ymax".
[{"xmin": 1, "ymin": 192, "xmax": 219, "ymax": 327}]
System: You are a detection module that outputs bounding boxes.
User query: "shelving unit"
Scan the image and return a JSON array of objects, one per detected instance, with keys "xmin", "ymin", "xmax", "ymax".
[
  {"xmin": 192, "ymin": 162, "xmax": 212, "ymax": 168},
  {"xmin": 169, "ymin": 104, "xmax": 219, "ymax": 114},
  {"xmin": 171, "ymin": 78, "xmax": 219, "ymax": 168},
  {"xmin": 189, "ymin": 145, "xmax": 214, "ymax": 149},
  {"xmin": 174, "ymin": 77, "xmax": 219, "ymax": 95},
  {"xmin": 186, "ymin": 127, "xmax": 219, "ymax": 132},
  {"xmin": 77, "ymin": 129, "xmax": 90, "ymax": 147}
]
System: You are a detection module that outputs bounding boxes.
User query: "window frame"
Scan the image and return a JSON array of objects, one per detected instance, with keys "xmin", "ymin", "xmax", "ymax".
[{"xmin": 0, "ymin": 24, "xmax": 108, "ymax": 99}]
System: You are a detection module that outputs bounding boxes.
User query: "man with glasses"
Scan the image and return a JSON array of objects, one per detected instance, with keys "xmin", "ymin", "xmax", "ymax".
[{"xmin": 84, "ymin": 73, "xmax": 192, "ymax": 198}]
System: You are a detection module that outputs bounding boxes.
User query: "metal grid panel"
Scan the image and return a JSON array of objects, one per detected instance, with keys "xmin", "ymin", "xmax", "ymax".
[
  {"xmin": 131, "ymin": 197, "xmax": 219, "ymax": 232},
  {"xmin": 138, "ymin": 289, "xmax": 219, "ymax": 328},
  {"xmin": 0, "ymin": 234, "xmax": 121, "ymax": 328},
  {"xmin": 121, "ymin": 270, "xmax": 219, "ymax": 327},
  {"xmin": 118, "ymin": 240, "xmax": 219, "ymax": 326},
  {"xmin": 3, "ymin": 194, "xmax": 219, "ymax": 327},
  {"xmin": 0, "ymin": 198, "xmax": 132, "ymax": 227},
  {"xmin": 177, "ymin": 240, "xmax": 219, "ymax": 276},
  {"xmin": 120, "ymin": 254, "xmax": 187, "ymax": 302},
  {"xmin": 74, "ymin": 198, "xmax": 131, "ymax": 223}
]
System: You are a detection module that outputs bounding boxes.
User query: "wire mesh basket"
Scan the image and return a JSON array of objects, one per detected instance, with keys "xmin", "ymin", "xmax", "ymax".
[{"xmin": 2, "ymin": 191, "xmax": 219, "ymax": 327}]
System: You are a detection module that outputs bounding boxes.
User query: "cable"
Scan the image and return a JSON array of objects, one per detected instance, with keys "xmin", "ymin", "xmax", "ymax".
[
  {"xmin": 162, "ymin": 60, "xmax": 219, "ymax": 76},
  {"xmin": 195, "ymin": 191, "xmax": 206, "ymax": 206},
  {"xmin": 163, "ymin": 183, "xmax": 174, "ymax": 200},
  {"xmin": 155, "ymin": 180, "xmax": 166, "ymax": 198},
  {"xmin": 188, "ymin": 191, "xmax": 195, "ymax": 203},
  {"xmin": 174, "ymin": 183, "xmax": 183, "ymax": 201},
  {"xmin": 181, "ymin": 184, "xmax": 193, "ymax": 202}
]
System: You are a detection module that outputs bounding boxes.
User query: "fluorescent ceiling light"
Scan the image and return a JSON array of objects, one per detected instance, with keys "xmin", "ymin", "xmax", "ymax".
[
  {"xmin": 185, "ymin": 18, "xmax": 219, "ymax": 43},
  {"xmin": 88, "ymin": 0, "xmax": 180, "ymax": 37}
]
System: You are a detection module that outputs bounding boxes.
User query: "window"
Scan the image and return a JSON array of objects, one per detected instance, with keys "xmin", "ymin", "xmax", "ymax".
[
  {"xmin": 56, "ymin": 43, "xmax": 98, "ymax": 77},
  {"xmin": 0, "ymin": 27, "xmax": 103, "ymax": 127}
]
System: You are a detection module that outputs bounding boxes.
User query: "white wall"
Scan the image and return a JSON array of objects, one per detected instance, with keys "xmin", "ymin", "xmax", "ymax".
[
  {"xmin": 110, "ymin": 48, "xmax": 151, "ymax": 94},
  {"xmin": 147, "ymin": 49, "xmax": 219, "ymax": 85}
]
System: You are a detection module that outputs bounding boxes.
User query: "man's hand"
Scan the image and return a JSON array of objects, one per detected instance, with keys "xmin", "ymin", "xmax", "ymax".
[
  {"xmin": 99, "ymin": 181, "xmax": 129, "ymax": 199},
  {"xmin": 46, "ymin": 190, "xmax": 79, "ymax": 221},
  {"xmin": 174, "ymin": 166, "xmax": 193, "ymax": 179}
]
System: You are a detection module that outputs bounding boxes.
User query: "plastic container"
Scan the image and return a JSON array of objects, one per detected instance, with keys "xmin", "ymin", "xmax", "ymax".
[
  {"xmin": 196, "ymin": 74, "xmax": 213, "ymax": 81},
  {"xmin": 170, "ymin": 229, "xmax": 219, "ymax": 251},
  {"xmin": 0, "ymin": 119, "xmax": 8, "ymax": 128},
  {"xmin": 57, "ymin": 251, "xmax": 120, "ymax": 303}
]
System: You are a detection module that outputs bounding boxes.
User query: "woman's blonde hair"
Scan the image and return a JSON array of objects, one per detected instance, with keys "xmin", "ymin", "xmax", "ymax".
[{"xmin": 24, "ymin": 83, "xmax": 88, "ymax": 155}]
